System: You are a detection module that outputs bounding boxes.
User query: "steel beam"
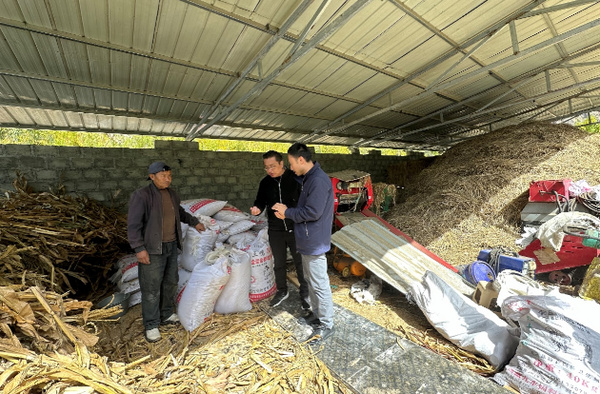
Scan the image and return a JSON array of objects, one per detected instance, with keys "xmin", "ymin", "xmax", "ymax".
[
  {"xmin": 324, "ymin": 16, "xmax": 600, "ymax": 136},
  {"xmin": 518, "ymin": 0, "xmax": 600, "ymax": 19},
  {"xmin": 201, "ymin": 0, "xmax": 315, "ymax": 121},
  {"xmin": 356, "ymin": 42, "xmax": 600, "ymax": 146},
  {"xmin": 186, "ymin": 0, "xmax": 373, "ymax": 140},
  {"xmin": 299, "ymin": 0, "xmax": 551, "ymax": 142},
  {"xmin": 0, "ymin": 70, "xmax": 335, "ymax": 123}
]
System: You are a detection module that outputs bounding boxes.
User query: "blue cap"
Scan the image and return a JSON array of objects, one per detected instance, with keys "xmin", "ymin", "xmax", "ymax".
[{"xmin": 147, "ymin": 161, "xmax": 171, "ymax": 179}]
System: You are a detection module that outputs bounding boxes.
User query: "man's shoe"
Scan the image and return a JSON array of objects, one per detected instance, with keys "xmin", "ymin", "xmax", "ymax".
[
  {"xmin": 269, "ymin": 290, "xmax": 289, "ymax": 307},
  {"xmin": 301, "ymin": 311, "xmax": 320, "ymax": 326},
  {"xmin": 301, "ymin": 297, "xmax": 311, "ymax": 311},
  {"xmin": 145, "ymin": 328, "xmax": 161, "ymax": 343},
  {"xmin": 307, "ymin": 324, "xmax": 335, "ymax": 344},
  {"xmin": 161, "ymin": 313, "xmax": 179, "ymax": 325}
]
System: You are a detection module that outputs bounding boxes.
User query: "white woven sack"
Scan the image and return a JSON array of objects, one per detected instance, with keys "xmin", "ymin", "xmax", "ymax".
[
  {"xmin": 227, "ymin": 231, "xmax": 257, "ymax": 248},
  {"xmin": 180, "ymin": 216, "xmax": 218, "ymax": 271},
  {"xmin": 494, "ymin": 294, "xmax": 600, "ymax": 394},
  {"xmin": 128, "ymin": 290, "xmax": 142, "ymax": 307},
  {"xmin": 213, "ymin": 204, "xmax": 249, "ymax": 222},
  {"xmin": 215, "ymin": 220, "xmax": 234, "ymax": 243},
  {"xmin": 181, "ymin": 199, "xmax": 227, "ymax": 217},
  {"xmin": 181, "ymin": 222, "xmax": 189, "ymax": 242},
  {"xmin": 244, "ymin": 229, "xmax": 276, "ymax": 302},
  {"xmin": 110, "ymin": 254, "xmax": 139, "ymax": 284},
  {"xmin": 224, "ymin": 220, "xmax": 255, "ymax": 236},
  {"xmin": 215, "ymin": 248, "xmax": 252, "ymax": 314},
  {"xmin": 118, "ymin": 278, "xmax": 140, "ymax": 295},
  {"xmin": 175, "ymin": 267, "xmax": 193, "ymax": 304},
  {"xmin": 178, "ymin": 256, "xmax": 230, "ymax": 332}
]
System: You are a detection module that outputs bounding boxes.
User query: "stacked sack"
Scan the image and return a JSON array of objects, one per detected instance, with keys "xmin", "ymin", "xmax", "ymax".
[
  {"xmin": 110, "ymin": 254, "xmax": 143, "ymax": 307},
  {"xmin": 175, "ymin": 198, "xmax": 275, "ymax": 331}
]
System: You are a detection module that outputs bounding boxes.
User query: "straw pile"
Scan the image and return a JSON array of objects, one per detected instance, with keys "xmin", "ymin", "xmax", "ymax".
[
  {"xmin": 0, "ymin": 297, "xmax": 348, "ymax": 393},
  {"xmin": 386, "ymin": 122, "xmax": 600, "ymax": 266},
  {"xmin": 0, "ymin": 174, "xmax": 129, "ymax": 296}
]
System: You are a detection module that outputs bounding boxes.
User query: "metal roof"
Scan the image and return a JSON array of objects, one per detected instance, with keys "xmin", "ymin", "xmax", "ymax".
[{"xmin": 0, "ymin": 0, "xmax": 599, "ymax": 151}]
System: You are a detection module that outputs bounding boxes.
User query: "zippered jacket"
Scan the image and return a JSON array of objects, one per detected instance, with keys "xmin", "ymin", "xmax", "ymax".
[
  {"xmin": 127, "ymin": 183, "xmax": 199, "ymax": 254},
  {"xmin": 284, "ymin": 162, "xmax": 334, "ymax": 255},
  {"xmin": 253, "ymin": 168, "xmax": 300, "ymax": 231}
]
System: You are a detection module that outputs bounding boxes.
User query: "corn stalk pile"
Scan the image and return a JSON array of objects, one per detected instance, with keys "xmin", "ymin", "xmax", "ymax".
[
  {"xmin": 0, "ymin": 175, "xmax": 129, "ymax": 296},
  {"xmin": 0, "ymin": 291, "xmax": 349, "ymax": 393}
]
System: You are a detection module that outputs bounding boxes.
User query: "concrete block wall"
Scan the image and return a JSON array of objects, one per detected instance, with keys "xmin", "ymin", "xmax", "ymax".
[{"xmin": 0, "ymin": 141, "xmax": 420, "ymax": 212}]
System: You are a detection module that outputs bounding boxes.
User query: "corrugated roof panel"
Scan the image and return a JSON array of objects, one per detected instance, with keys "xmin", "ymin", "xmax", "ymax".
[
  {"xmin": 81, "ymin": 113, "xmax": 100, "ymax": 129},
  {"xmin": 111, "ymin": 115, "xmax": 127, "ymax": 132},
  {"xmin": 152, "ymin": 0, "xmax": 188, "ymax": 58},
  {"xmin": 96, "ymin": 113, "xmax": 113, "ymax": 129},
  {"xmin": 93, "ymin": 89, "xmax": 112, "ymax": 110},
  {"xmin": 0, "ymin": 29, "xmax": 21, "ymax": 71},
  {"xmin": 371, "ymin": 84, "xmax": 426, "ymax": 109},
  {"xmin": 60, "ymin": 40, "xmax": 92, "ymax": 82},
  {"xmin": 0, "ymin": 76, "xmax": 16, "ymax": 101},
  {"xmin": 46, "ymin": 109, "xmax": 69, "ymax": 128},
  {"xmin": 51, "ymin": 82, "xmax": 76, "ymax": 107},
  {"xmin": 190, "ymin": 73, "xmax": 235, "ymax": 103},
  {"xmin": 401, "ymin": 94, "xmax": 455, "ymax": 116},
  {"xmin": 73, "ymin": 86, "xmax": 95, "ymax": 108},
  {"xmin": 390, "ymin": 35, "xmax": 454, "ymax": 77},
  {"xmin": 145, "ymin": 61, "xmax": 170, "ymax": 94},
  {"xmin": 313, "ymin": 100, "xmax": 363, "ymax": 120},
  {"xmin": 87, "ymin": 46, "xmax": 111, "ymax": 86},
  {"xmin": 345, "ymin": 73, "xmax": 398, "ymax": 102},
  {"xmin": 28, "ymin": 79, "xmax": 57, "ymax": 105},
  {"xmin": 279, "ymin": 49, "xmax": 344, "ymax": 88},
  {"xmin": 107, "ymin": 0, "xmax": 135, "ymax": 48},
  {"xmin": 109, "ymin": 52, "xmax": 131, "ymax": 88},
  {"xmin": 131, "ymin": 0, "xmax": 159, "ymax": 52},
  {"xmin": 128, "ymin": 56, "xmax": 151, "ymax": 92},
  {"xmin": 436, "ymin": 0, "xmax": 524, "ymax": 43},
  {"xmin": 110, "ymin": 91, "xmax": 127, "ymax": 112},
  {"xmin": 47, "ymin": 0, "xmax": 83, "ymax": 36},
  {"xmin": 8, "ymin": 106, "xmax": 35, "ymax": 125},
  {"xmin": 141, "ymin": 96, "xmax": 160, "ymax": 115},
  {"xmin": 314, "ymin": 63, "xmax": 378, "ymax": 97},
  {"xmin": 149, "ymin": 120, "xmax": 167, "ymax": 134},
  {"xmin": 444, "ymin": 73, "xmax": 499, "ymax": 100},
  {"xmin": 31, "ymin": 34, "xmax": 69, "ymax": 79},
  {"xmin": 125, "ymin": 117, "xmax": 140, "ymax": 132},
  {"xmin": 1, "ymin": 27, "xmax": 46, "ymax": 75},
  {"xmin": 4, "ymin": 75, "xmax": 37, "ymax": 103},
  {"xmin": 80, "ymin": 0, "xmax": 109, "ymax": 41},
  {"xmin": 0, "ymin": 0, "xmax": 26, "ymax": 21}
]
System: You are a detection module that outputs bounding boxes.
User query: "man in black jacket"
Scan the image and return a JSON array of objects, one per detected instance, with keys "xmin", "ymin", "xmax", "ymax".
[
  {"xmin": 251, "ymin": 151, "xmax": 309, "ymax": 309},
  {"xmin": 127, "ymin": 161, "xmax": 205, "ymax": 343}
]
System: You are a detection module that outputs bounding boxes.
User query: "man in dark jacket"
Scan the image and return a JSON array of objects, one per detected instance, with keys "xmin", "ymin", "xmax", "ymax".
[
  {"xmin": 251, "ymin": 150, "xmax": 309, "ymax": 309},
  {"xmin": 272, "ymin": 143, "xmax": 335, "ymax": 345},
  {"xmin": 127, "ymin": 161, "xmax": 205, "ymax": 343}
]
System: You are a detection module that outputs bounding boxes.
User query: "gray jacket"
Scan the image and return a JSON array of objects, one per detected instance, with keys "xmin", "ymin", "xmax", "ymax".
[{"xmin": 127, "ymin": 183, "xmax": 199, "ymax": 254}]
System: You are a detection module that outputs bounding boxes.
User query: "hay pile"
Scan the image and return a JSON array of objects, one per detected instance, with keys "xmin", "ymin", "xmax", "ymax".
[
  {"xmin": 0, "ymin": 175, "xmax": 129, "ymax": 297},
  {"xmin": 386, "ymin": 122, "xmax": 600, "ymax": 266}
]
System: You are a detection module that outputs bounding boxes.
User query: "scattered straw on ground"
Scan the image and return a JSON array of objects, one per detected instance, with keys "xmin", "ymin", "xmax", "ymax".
[{"xmin": 386, "ymin": 122, "xmax": 600, "ymax": 266}]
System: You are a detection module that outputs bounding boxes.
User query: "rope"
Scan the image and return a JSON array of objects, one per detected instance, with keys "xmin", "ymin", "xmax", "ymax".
[
  {"xmin": 577, "ymin": 192, "xmax": 600, "ymax": 216},
  {"xmin": 487, "ymin": 247, "xmax": 519, "ymax": 274}
]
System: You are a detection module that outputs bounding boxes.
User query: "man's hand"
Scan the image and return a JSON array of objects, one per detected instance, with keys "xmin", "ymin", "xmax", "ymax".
[
  {"xmin": 136, "ymin": 250, "xmax": 150, "ymax": 265},
  {"xmin": 195, "ymin": 222, "xmax": 206, "ymax": 232},
  {"xmin": 272, "ymin": 203, "xmax": 288, "ymax": 220},
  {"xmin": 250, "ymin": 206, "xmax": 261, "ymax": 216}
]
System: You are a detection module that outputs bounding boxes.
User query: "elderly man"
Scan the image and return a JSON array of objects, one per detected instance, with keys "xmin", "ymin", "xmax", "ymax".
[
  {"xmin": 272, "ymin": 143, "xmax": 335, "ymax": 345},
  {"xmin": 127, "ymin": 161, "xmax": 205, "ymax": 343}
]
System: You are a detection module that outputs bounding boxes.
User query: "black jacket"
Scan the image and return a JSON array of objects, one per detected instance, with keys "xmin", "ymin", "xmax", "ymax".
[
  {"xmin": 127, "ymin": 183, "xmax": 199, "ymax": 254},
  {"xmin": 253, "ymin": 168, "xmax": 300, "ymax": 232}
]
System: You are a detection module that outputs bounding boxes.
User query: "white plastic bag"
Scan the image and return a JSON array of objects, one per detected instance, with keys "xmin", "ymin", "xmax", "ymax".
[
  {"xmin": 213, "ymin": 204, "xmax": 249, "ymax": 222},
  {"xmin": 181, "ymin": 198, "xmax": 227, "ymax": 217},
  {"xmin": 180, "ymin": 216, "xmax": 218, "ymax": 271},
  {"xmin": 214, "ymin": 248, "xmax": 252, "ymax": 314},
  {"xmin": 495, "ymin": 294, "xmax": 600, "ymax": 394},
  {"xmin": 243, "ymin": 229, "xmax": 276, "ymax": 302},
  {"xmin": 178, "ymin": 256, "xmax": 230, "ymax": 332},
  {"xmin": 128, "ymin": 290, "xmax": 142, "ymax": 307},
  {"xmin": 410, "ymin": 271, "xmax": 519, "ymax": 368}
]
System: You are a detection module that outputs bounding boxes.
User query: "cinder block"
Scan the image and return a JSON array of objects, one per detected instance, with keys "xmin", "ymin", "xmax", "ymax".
[
  {"xmin": 32, "ymin": 145, "xmax": 59, "ymax": 157},
  {"xmin": 47, "ymin": 158, "xmax": 71, "ymax": 169},
  {"xmin": 83, "ymin": 169, "xmax": 104, "ymax": 179},
  {"xmin": 19, "ymin": 156, "xmax": 47, "ymax": 169},
  {"xmin": 4, "ymin": 145, "xmax": 32, "ymax": 156},
  {"xmin": 36, "ymin": 170, "xmax": 59, "ymax": 181},
  {"xmin": 72, "ymin": 158, "xmax": 94, "ymax": 169},
  {"xmin": 94, "ymin": 158, "xmax": 115, "ymax": 169}
]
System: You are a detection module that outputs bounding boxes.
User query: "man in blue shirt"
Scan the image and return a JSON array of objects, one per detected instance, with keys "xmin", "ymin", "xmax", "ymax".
[{"xmin": 273, "ymin": 143, "xmax": 335, "ymax": 344}]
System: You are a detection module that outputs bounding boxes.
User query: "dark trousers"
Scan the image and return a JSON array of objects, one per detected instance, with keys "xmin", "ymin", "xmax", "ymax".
[
  {"xmin": 268, "ymin": 229, "xmax": 309, "ymax": 299},
  {"xmin": 138, "ymin": 241, "xmax": 178, "ymax": 330}
]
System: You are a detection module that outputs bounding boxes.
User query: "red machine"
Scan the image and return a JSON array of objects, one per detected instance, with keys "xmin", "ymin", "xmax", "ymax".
[
  {"xmin": 328, "ymin": 170, "xmax": 457, "ymax": 276},
  {"xmin": 519, "ymin": 179, "xmax": 600, "ymax": 285}
]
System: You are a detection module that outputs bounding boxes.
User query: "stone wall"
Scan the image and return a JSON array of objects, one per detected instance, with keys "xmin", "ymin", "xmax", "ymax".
[{"xmin": 0, "ymin": 141, "xmax": 424, "ymax": 211}]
